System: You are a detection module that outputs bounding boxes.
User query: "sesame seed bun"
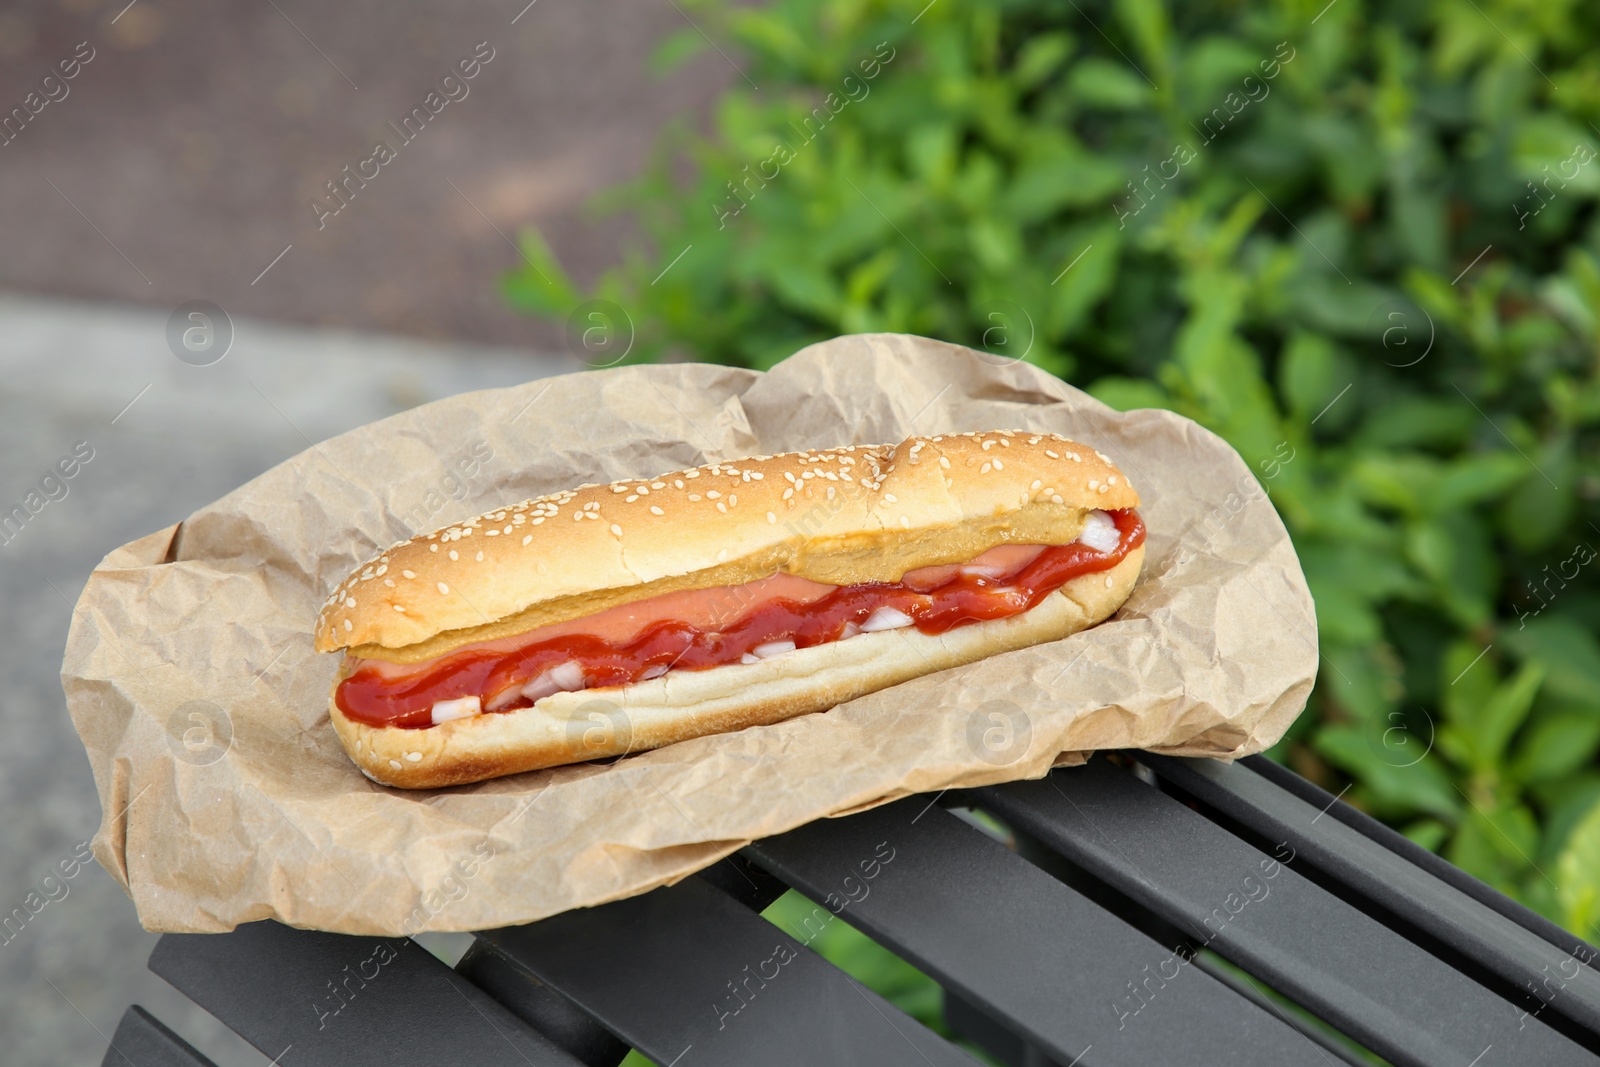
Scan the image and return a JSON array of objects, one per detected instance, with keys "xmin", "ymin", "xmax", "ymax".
[
  {"xmin": 316, "ymin": 431, "xmax": 1139, "ymax": 664},
  {"xmin": 332, "ymin": 545, "xmax": 1144, "ymax": 789}
]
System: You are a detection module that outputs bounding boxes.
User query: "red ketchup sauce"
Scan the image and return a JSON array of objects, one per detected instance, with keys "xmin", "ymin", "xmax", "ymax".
[{"xmin": 337, "ymin": 508, "xmax": 1145, "ymax": 729}]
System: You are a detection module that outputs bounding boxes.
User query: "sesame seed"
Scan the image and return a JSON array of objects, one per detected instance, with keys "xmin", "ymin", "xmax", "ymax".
[
  {"xmin": 401, "ymin": 570, "xmax": 415, "ymax": 579},
  {"xmin": 899, "ymin": 516, "xmax": 911, "ymax": 528},
  {"xmin": 383, "ymin": 578, "xmax": 395, "ymax": 587},
  {"xmin": 625, "ymin": 495, "xmax": 639, "ymax": 503},
  {"xmin": 345, "ymin": 597, "xmax": 356, "ymax": 608},
  {"xmin": 1105, "ymin": 575, "xmax": 1114, "ymax": 588},
  {"xmin": 1098, "ymin": 484, "xmax": 1109, "ymax": 493},
  {"xmin": 486, "ymin": 529, "xmax": 499, "ymax": 536},
  {"xmin": 389, "ymin": 760, "xmax": 402, "ymax": 770},
  {"xmin": 782, "ymin": 489, "xmax": 793, "ymax": 500},
  {"xmin": 1030, "ymin": 480, "xmax": 1041, "ymax": 491},
  {"xmin": 531, "ymin": 517, "xmax": 544, "ymax": 525},
  {"xmin": 1045, "ymin": 450, "xmax": 1060, "ymax": 459},
  {"xmin": 981, "ymin": 462, "xmax": 993, "ymax": 474},
  {"xmin": 393, "ymin": 604, "xmax": 406, "ymax": 613},
  {"xmin": 1108, "ymin": 475, "xmax": 1118, "ymax": 485},
  {"xmin": 1051, "ymin": 494, "xmax": 1064, "ymax": 504},
  {"xmin": 652, "ymin": 482, "xmax": 665, "ymax": 489},
  {"xmin": 574, "ymin": 512, "xmax": 584, "ymax": 521},
  {"xmin": 523, "ymin": 535, "xmax": 533, "ymax": 545},
  {"xmin": 689, "ymin": 494, "xmax": 702, "ymax": 502},
  {"xmin": 884, "ymin": 493, "xmax": 897, "ymax": 503},
  {"xmin": 613, "ymin": 485, "xmax": 628, "ymax": 493},
  {"xmin": 716, "ymin": 502, "xmax": 728, "ymax": 513},
  {"xmin": 610, "ymin": 523, "xmax": 623, "ymax": 535},
  {"xmin": 1089, "ymin": 480, "xmax": 1099, "ymax": 489},
  {"xmin": 405, "ymin": 752, "xmax": 422, "ymax": 762},
  {"xmin": 707, "ymin": 490, "xmax": 721, "ymax": 499},
  {"xmin": 430, "ymin": 544, "xmax": 439, "ymax": 552},
  {"xmin": 939, "ymin": 457, "xmax": 950, "ymax": 469},
  {"xmin": 448, "ymin": 550, "xmax": 459, "ymax": 561},
  {"xmin": 767, "ymin": 511, "xmax": 776, "ymax": 524},
  {"xmin": 993, "ymin": 458, "xmax": 1004, "ymax": 470},
  {"xmin": 674, "ymin": 479, "xmax": 684, "ymax": 488},
  {"xmin": 343, "ymin": 619, "xmax": 353, "ymax": 631},
  {"xmin": 717, "ymin": 548, "xmax": 728, "ymax": 561},
  {"xmin": 437, "ymin": 582, "xmax": 450, "ymax": 594},
  {"xmin": 982, "ymin": 440, "xmax": 995, "ymax": 450}
]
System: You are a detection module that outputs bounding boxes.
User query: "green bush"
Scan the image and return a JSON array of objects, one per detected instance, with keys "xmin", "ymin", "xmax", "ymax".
[{"xmin": 507, "ymin": 0, "xmax": 1600, "ymax": 939}]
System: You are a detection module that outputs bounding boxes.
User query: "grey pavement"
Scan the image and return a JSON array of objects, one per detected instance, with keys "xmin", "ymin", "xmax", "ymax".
[{"xmin": 0, "ymin": 291, "xmax": 580, "ymax": 1065}]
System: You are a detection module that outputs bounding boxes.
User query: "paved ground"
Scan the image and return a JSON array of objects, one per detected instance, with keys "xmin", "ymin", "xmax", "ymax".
[
  {"xmin": 0, "ymin": 0, "xmax": 733, "ymax": 349},
  {"xmin": 0, "ymin": 292, "xmax": 580, "ymax": 1065}
]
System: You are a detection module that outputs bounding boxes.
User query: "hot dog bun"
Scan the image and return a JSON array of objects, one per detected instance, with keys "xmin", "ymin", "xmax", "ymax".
[{"xmin": 331, "ymin": 546, "xmax": 1143, "ymax": 789}]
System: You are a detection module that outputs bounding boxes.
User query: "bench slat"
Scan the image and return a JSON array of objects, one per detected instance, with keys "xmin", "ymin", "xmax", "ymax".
[
  {"xmin": 1242, "ymin": 753, "xmax": 1600, "ymax": 967},
  {"xmin": 149, "ymin": 923, "xmax": 585, "ymax": 1067},
  {"xmin": 745, "ymin": 797, "xmax": 1352, "ymax": 1066},
  {"xmin": 476, "ymin": 875, "xmax": 979, "ymax": 1067},
  {"xmin": 101, "ymin": 1006, "xmax": 217, "ymax": 1067},
  {"xmin": 974, "ymin": 759, "xmax": 1600, "ymax": 1067},
  {"xmin": 1145, "ymin": 753, "xmax": 1600, "ymax": 1039}
]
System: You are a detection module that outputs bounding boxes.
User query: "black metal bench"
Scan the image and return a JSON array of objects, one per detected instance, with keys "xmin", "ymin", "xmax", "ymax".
[{"xmin": 107, "ymin": 754, "xmax": 1600, "ymax": 1066}]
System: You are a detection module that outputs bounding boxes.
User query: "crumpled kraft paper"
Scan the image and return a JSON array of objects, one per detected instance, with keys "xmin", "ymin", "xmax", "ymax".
[{"xmin": 61, "ymin": 333, "xmax": 1317, "ymax": 934}]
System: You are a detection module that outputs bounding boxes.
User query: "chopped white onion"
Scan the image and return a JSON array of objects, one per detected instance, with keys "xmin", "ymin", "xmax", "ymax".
[
  {"xmin": 840, "ymin": 622, "xmax": 862, "ymax": 640},
  {"xmin": 430, "ymin": 695, "xmax": 482, "ymax": 724},
  {"xmin": 752, "ymin": 640, "xmax": 797, "ymax": 658},
  {"xmin": 740, "ymin": 652, "xmax": 761, "ymax": 665},
  {"xmin": 519, "ymin": 660, "xmax": 587, "ymax": 703},
  {"xmin": 640, "ymin": 664, "xmax": 669, "ymax": 680},
  {"xmin": 960, "ymin": 563, "xmax": 1009, "ymax": 579},
  {"xmin": 547, "ymin": 660, "xmax": 586, "ymax": 690},
  {"xmin": 860, "ymin": 606, "xmax": 915, "ymax": 632},
  {"xmin": 484, "ymin": 686, "xmax": 522, "ymax": 711},
  {"xmin": 1076, "ymin": 509, "xmax": 1120, "ymax": 554}
]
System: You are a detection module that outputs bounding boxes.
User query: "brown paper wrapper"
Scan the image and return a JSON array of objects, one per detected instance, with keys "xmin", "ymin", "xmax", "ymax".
[{"xmin": 61, "ymin": 333, "xmax": 1316, "ymax": 934}]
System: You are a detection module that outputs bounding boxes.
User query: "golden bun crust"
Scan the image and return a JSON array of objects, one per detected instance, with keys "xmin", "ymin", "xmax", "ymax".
[
  {"xmin": 329, "ymin": 545, "xmax": 1143, "ymax": 789},
  {"xmin": 316, "ymin": 431, "xmax": 1137, "ymax": 661}
]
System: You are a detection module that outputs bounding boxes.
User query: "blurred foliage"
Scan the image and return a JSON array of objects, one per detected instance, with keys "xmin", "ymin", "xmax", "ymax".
[{"xmin": 507, "ymin": 0, "xmax": 1600, "ymax": 946}]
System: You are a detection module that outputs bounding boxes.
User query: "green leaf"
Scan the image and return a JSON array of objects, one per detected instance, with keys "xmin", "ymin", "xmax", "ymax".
[
  {"xmin": 1066, "ymin": 56, "xmax": 1151, "ymax": 109},
  {"xmin": 1014, "ymin": 32, "xmax": 1075, "ymax": 89},
  {"xmin": 1440, "ymin": 639, "xmax": 1500, "ymax": 728},
  {"xmin": 1315, "ymin": 725, "xmax": 1458, "ymax": 820},
  {"xmin": 649, "ymin": 27, "xmax": 708, "ymax": 75},
  {"xmin": 1503, "ymin": 617, "xmax": 1600, "ymax": 707},
  {"xmin": 1556, "ymin": 797, "xmax": 1600, "ymax": 940},
  {"xmin": 1510, "ymin": 710, "xmax": 1600, "ymax": 785},
  {"xmin": 1476, "ymin": 663, "xmax": 1545, "ymax": 772},
  {"xmin": 1278, "ymin": 332, "xmax": 1347, "ymax": 425},
  {"xmin": 1088, "ymin": 376, "xmax": 1169, "ymax": 412},
  {"xmin": 501, "ymin": 229, "xmax": 582, "ymax": 317},
  {"xmin": 1499, "ymin": 440, "xmax": 1575, "ymax": 553},
  {"xmin": 1402, "ymin": 818, "xmax": 1451, "ymax": 852}
]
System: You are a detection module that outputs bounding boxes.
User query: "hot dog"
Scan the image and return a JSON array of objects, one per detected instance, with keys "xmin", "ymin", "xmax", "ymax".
[{"xmin": 315, "ymin": 431, "xmax": 1145, "ymax": 787}]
